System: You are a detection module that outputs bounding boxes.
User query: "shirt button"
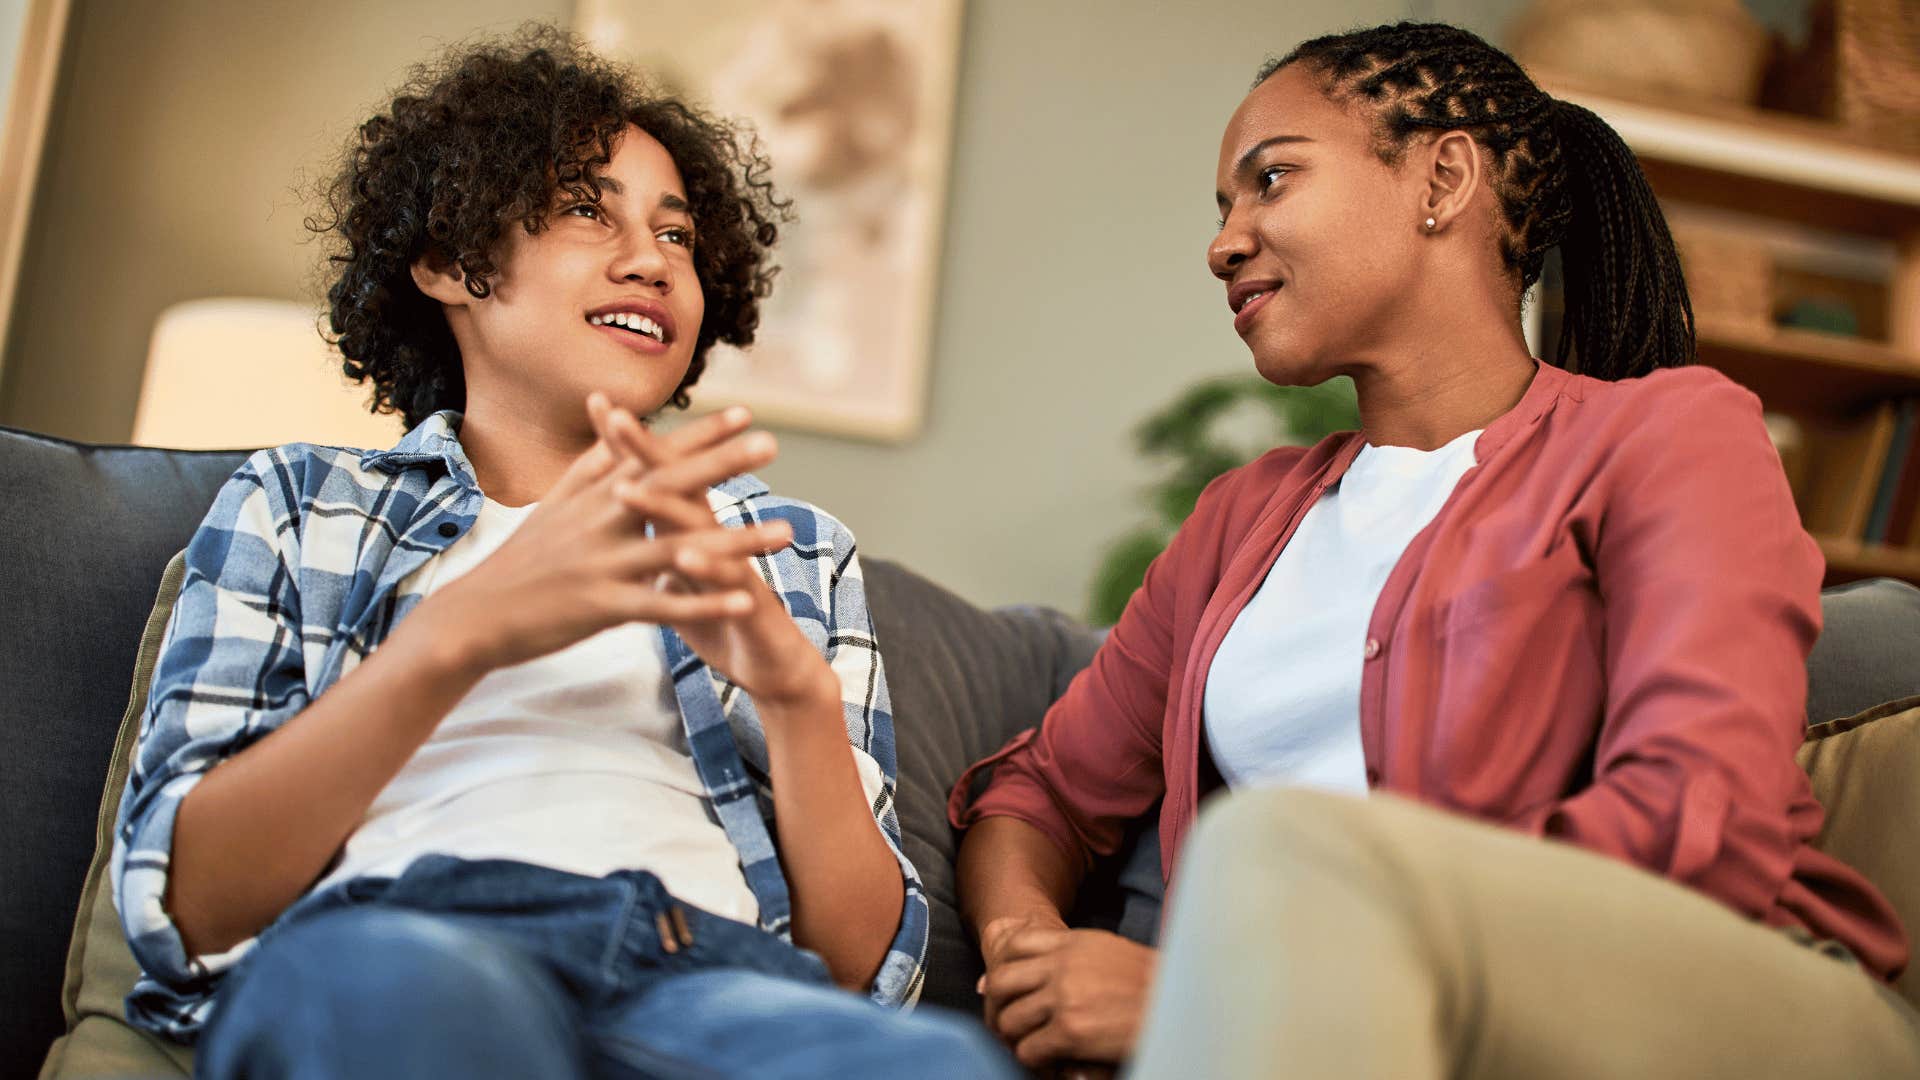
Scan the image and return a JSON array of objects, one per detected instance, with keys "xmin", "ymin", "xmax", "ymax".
[
  {"xmin": 437, "ymin": 521, "xmax": 459, "ymax": 538},
  {"xmin": 1364, "ymin": 637, "xmax": 1382, "ymax": 660}
]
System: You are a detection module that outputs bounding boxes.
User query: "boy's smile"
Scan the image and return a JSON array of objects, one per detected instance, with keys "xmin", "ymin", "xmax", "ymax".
[{"xmin": 420, "ymin": 123, "xmax": 706, "ymax": 432}]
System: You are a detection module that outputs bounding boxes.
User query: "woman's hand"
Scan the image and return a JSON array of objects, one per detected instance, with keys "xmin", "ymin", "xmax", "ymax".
[
  {"xmin": 418, "ymin": 399, "xmax": 795, "ymax": 681},
  {"xmin": 979, "ymin": 917, "xmax": 1158, "ymax": 1070}
]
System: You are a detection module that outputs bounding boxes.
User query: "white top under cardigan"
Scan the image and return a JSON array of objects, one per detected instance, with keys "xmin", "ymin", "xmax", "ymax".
[{"xmin": 1203, "ymin": 428, "xmax": 1483, "ymax": 793}]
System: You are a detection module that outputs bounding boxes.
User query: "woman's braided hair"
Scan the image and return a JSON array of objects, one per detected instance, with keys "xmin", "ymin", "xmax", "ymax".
[
  {"xmin": 1260, "ymin": 22, "xmax": 1694, "ymax": 380},
  {"xmin": 311, "ymin": 25, "xmax": 789, "ymax": 427}
]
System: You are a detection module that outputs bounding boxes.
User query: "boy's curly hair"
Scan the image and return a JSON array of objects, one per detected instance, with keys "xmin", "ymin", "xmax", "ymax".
[{"xmin": 310, "ymin": 26, "xmax": 789, "ymax": 427}]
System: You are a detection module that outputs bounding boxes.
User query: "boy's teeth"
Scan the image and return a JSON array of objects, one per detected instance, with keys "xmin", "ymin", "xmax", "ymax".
[{"xmin": 588, "ymin": 312, "xmax": 665, "ymax": 341}]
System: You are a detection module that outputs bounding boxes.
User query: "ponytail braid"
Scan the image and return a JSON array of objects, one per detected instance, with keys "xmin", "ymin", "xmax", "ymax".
[
  {"xmin": 1261, "ymin": 22, "xmax": 1695, "ymax": 379},
  {"xmin": 1550, "ymin": 99, "xmax": 1695, "ymax": 378}
]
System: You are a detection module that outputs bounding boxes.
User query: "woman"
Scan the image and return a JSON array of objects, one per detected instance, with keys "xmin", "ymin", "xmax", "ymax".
[{"xmin": 951, "ymin": 22, "xmax": 1920, "ymax": 1077}]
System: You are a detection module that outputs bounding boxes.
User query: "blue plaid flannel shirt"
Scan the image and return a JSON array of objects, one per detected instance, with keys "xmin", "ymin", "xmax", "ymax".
[{"xmin": 110, "ymin": 411, "xmax": 927, "ymax": 1040}]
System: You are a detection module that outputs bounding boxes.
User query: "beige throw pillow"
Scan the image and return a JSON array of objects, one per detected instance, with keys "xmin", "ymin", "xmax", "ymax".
[
  {"xmin": 39, "ymin": 552, "xmax": 193, "ymax": 1079},
  {"xmin": 1797, "ymin": 694, "xmax": 1920, "ymax": 1012}
]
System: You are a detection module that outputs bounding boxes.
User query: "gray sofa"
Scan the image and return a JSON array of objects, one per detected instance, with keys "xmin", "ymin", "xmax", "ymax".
[{"xmin": 6, "ymin": 422, "xmax": 1920, "ymax": 1078}]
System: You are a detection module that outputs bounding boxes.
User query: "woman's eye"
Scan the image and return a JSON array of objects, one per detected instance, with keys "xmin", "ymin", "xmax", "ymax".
[
  {"xmin": 1259, "ymin": 165, "xmax": 1289, "ymax": 192},
  {"xmin": 658, "ymin": 226, "xmax": 694, "ymax": 248}
]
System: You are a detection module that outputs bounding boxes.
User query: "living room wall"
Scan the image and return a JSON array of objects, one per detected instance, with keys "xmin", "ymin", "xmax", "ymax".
[{"xmin": 0, "ymin": 0, "xmax": 1518, "ymax": 615}]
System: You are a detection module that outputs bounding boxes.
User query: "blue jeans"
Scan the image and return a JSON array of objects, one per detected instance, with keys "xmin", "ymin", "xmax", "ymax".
[{"xmin": 195, "ymin": 856, "xmax": 1013, "ymax": 1079}]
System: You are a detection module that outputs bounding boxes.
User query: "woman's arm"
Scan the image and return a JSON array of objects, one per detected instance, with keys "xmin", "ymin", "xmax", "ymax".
[
  {"xmin": 951, "ymin": 467, "xmax": 1257, "ymax": 1066},
  {"xmin": 1514, "ymin": 372, "xmax": 1821, "ymax": 914},
  {"xmin": 958, "ymin": 817, "xmax": 1080, "ymax": 950}
]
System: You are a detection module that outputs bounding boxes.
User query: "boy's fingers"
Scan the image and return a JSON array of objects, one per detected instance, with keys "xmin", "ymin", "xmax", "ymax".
[
  {"xmin": 641, "ymin": 431, "xmax": 779, "ymax": 496},
  {"xmin": 656, "ymin": 405, "xmax": 753, "ymax": 460},
  {"xmin": 607, "ymin": 407, "xmax": 667, "ymax": 468},
  {"xmin": 619, "ymin": 524, "xmax": 791, "ymax": 579},
  {"xmin": 587, "ymin": 391, "xmax": 613, "ymax": 445},
  {"xmin": 615, "ymin": 481, "xmax": 715, "ymax": 532},
  {"xmin": 621, "ymin": 585, "xmax": 755, "ymax": 622},
  {"xmin": 550, "ymin": 438, "xmax": 622, "ymax": 501},
  {"xmin": 671, "ymin": 544, "xmax": 757, "ymax": 590}
]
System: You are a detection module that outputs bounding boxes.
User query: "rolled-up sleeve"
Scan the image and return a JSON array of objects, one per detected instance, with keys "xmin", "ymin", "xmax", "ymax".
[
  {"xmin": 818, "ymin": 531, "xmax": 929, "ymax": 1008},
  {"xmin": 111, "ymin": 451, "xmax": 310, "ymax": 991},
  {"xmin": 1514, "ymin": 373, "xmax": 1824, "ymax": 920}
]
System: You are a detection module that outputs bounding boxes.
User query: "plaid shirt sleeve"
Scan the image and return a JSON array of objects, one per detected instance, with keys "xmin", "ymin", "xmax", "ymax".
[
  {"xmin": 730, "ymin": 496, "xmax": 928, "ymax": 1008},
  {"xmin": 110, "ymin": 449, "xmax": 311, "ymax": 1002},
  {"xmin": 826, "ymin": 541, "xmax": 928, "ymax": 1008}
]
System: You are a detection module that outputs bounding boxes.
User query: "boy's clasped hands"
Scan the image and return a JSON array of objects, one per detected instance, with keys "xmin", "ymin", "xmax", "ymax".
[{"xmin": 432, "ymin": 391, "xmax": 836, "ymax": 710}]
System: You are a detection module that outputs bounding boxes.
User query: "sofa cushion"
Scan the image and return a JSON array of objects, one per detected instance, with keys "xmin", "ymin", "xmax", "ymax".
[
  {"xmin": 0, "ymin": 426, "xmax": 248, "ymax": 1070},
  {"xmin": 1807, "ymin": 579, "xmax": 1920, "ymax": 724},
  {"xmin": 1796, "ymin": 695, "xmax": 1920, "ymax": 1012}
]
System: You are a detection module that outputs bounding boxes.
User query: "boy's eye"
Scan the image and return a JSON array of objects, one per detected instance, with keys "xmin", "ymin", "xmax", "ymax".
[
  {"xmin": 560, "ymin": 203, "xmax": 603, "ymax": 221},
  {"xmin": 658, "ymin": 226, "xmax": 694, "ymax": 248}
]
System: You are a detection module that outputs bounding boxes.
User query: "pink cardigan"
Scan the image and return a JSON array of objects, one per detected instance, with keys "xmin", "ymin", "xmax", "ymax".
[{"xmin": 952, "ymin": 361, "xmax": 1907, "ymax": 982}]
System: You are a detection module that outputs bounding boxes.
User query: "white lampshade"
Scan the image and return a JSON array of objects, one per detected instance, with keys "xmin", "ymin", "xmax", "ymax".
[{"xmin": 131, "ymin": 297, "xmax": 405, "ymax": 450}]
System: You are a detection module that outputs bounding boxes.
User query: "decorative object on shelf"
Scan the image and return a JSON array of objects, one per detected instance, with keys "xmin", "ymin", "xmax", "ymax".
[
  {"xmin": 1781, "ymin": 296, "xmax": 1863, "ymax": 338},
  {"xmin": 1087, "ymin": 376, "xmax": 1358, "ymax": 625},
  {"xmin": 1511, "ymin": 0, "xmax": 1770, "ymax": 106},
  {"xmin": 578, "ymin": 0, "xmax": 964, "ymax": 442},
  {"xmin": 1833, "ymin": 0, "xmax": 1920, "ymax": 156},
  {"xmin": 1667, "ymin": 214, "xmax": 1776, "ymax": 330},
  {"xmin": 131, "ymin": 298, "xmax": 403, "ymax": 451},
  {"xmin": 1766, "ymin": 0, "xmax": 1920, "ymax": 156}
]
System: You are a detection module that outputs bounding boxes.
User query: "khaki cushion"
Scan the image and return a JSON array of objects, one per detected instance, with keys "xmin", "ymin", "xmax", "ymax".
[
  {"xmin": 1797, "ymin": 695, "xmax": 1920, "ymax": 1012},
  {"xmin": 39, "ymin": 552, "xmax": 192, "ymax": 1079}
]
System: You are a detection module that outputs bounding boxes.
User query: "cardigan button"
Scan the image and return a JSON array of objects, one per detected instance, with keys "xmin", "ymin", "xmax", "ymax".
[
  {"xmin": 437, "ymin": 521, "xmax": 459, "ymax": 538},
  {"xmin": 1363, "ymin": 637, "xmax": 1382, "ymax": 660}
]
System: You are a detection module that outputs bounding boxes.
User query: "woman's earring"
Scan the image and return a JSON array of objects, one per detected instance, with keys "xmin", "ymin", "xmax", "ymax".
[{"xmin": 1424, "ymin": 217, "xmax": 1437, "ymax": 231}]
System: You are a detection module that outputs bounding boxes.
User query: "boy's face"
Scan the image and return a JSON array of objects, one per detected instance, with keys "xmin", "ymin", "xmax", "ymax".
[{"xmin": 439, "ymin": 125, "xmax": 706, "ymax": 427}]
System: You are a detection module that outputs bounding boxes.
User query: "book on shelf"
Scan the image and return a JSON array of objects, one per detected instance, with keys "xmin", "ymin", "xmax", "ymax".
[
  {"xmin": 1890, "ymin": 413, "xmax": 1920, "ymax": 548},
  {"xmin": 1801, "ymin": 401, "xmax": 1899, "ymax": 541},
  {"xmin": 1864, "ymin": 400, "xmax": 1917, "ymax": 544}
]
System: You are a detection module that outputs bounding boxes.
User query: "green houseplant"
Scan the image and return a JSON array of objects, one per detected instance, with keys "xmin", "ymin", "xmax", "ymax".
[{"xmin": 1088, "ymin": 375, "xmax": 1359, "ymax": 624}]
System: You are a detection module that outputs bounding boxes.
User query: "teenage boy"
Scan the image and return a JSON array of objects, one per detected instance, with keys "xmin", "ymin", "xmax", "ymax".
[{"xmin": 112, "ymin": 29, "xmax": 1011, "ymax": 1079}]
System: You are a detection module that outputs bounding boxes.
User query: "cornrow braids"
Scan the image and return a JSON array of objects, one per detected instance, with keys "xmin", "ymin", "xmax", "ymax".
[{"xmin": 1258, "ymin": 22, "xmax": 1694, "ymax": 379}]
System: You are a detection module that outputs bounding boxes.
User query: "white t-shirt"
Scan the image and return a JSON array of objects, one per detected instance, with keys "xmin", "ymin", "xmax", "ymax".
[
  {"xmin": 316, "ymin": 497, "xmax": 759, "ymax": 924},
  {"xmin": 1203, "ymin": 428, "xmax": 1482, "ymax": 793}
]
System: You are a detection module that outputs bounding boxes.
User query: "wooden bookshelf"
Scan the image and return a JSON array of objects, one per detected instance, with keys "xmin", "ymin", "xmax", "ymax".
[
  {"xmin": 1550, "ymin": 85, "xmax": 1920, "ymax": 586},
  {"xmin": 1550, "ymin": 83, "xmax": 1920, "ymax": 237},
  {"xmin": 1818, "ymin": 536, "xmax": 1920, "ymax": 585},
  {"xmin": 1695, "ymin": 319, "xmax": 1920, "ymax": 414}
]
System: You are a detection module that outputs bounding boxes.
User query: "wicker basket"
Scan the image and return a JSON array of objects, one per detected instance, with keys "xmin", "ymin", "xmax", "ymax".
[
  {"xmin": 1668, "ymin": 217, "xmax": 1775, "ymax": 329},
  {"xmin": 1511, "ymin": 0, "xmax": 1770, "ymax": 105},
  {"xmin": 1834, "ymin": 0, "xmax": 1920, "ymax": 155}
]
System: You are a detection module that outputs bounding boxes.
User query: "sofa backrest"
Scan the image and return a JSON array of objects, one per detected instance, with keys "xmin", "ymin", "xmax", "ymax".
[
  {"xmin": 7, "ymin": 424, "xmax": 1920, "ymax": 1072},
  {"xmin": 0, "ymin": 426, "xmax": 250, "ymax": 1066}
]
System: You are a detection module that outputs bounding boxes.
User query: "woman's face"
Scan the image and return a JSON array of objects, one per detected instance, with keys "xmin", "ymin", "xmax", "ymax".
[{"xmin": 1209, "ymin": 63, "xmax": 1429, "ymax": 387}]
